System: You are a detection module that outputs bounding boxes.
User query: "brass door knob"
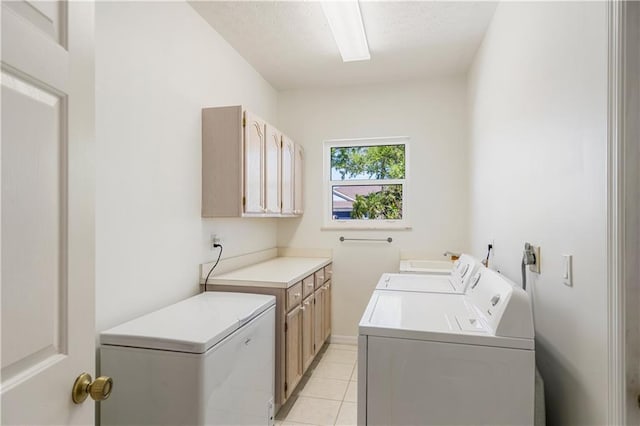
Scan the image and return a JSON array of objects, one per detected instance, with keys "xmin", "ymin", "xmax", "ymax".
[{"xmin": 72, "ymin": 372, "xmax": 113, "ymax": 404}]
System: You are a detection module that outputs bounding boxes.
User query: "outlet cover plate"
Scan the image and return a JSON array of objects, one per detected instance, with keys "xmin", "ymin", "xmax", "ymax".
[{"xmin": 529, "ymin": 245, "xmax": 541, "ymax": 274}]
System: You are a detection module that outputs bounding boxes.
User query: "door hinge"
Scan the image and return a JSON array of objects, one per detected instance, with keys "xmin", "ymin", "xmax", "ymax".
[
  {"xmin": 242, "ymin": 196, "xmax": 246, "ymax": 207},
  {"xmin": 284, "ymin": 382, "xmax": 288, "ymax": 393},
  {"xmin": 285, "ymin": 322, "xmax": 288, "ymax": 333},
  {"xmin": 280, "ymin": 201, "xmax": 283, "ymax": 209},
  {"xmin": 242, "ymin": 116, "xmax": 246, "ymax": 127}
]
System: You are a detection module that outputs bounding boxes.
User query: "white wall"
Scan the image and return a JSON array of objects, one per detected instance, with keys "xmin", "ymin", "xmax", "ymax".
[
  {"xmin": 468, "ymin": 2, "xmax": 608, "ymax": 424},
  {"xmin": 95, "ymin": 1, "xmax": 279, "ymax": 332},
  {"xmin": 277, "ymin": 77, "xmax": 470, "ymax": 338}
]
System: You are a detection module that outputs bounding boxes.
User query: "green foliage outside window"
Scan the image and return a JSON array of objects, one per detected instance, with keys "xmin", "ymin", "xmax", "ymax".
[
  {"xmin": 351, "ymin": 185, "xmax": 403, "ymax": 220},
  {"xmin": 331, "ymin": 145, "xmax": 405, "ymax": 220}
]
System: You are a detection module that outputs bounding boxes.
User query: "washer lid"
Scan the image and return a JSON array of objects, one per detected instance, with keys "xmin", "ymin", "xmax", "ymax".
[
  {"xmin": 376, "ymin": 273, "xmax": 457, "ymax": 293},
  {"xmin": 359, "ymin": 291, "xmax": 533, "ymax": 350},
  {"xmin": 100, "ymin": 292, "xmax": 275, "ymax": 354}
]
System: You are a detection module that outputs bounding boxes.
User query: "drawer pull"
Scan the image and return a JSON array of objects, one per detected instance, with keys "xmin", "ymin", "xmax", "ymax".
[{"xmin": 294, "ymin": 293, "xmax": 301, "ymax": 297}]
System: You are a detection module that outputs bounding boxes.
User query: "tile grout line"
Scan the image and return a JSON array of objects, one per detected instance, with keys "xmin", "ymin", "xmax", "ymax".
[
  {"xmin": 333, "ymin": 399, "xmax": 345, "ymax": 426},
  {"xmin": 284, "ymin": 344, "xmax": 358, "ymax": 426}
]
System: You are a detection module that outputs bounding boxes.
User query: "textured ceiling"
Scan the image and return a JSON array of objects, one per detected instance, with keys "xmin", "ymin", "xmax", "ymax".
[{"xmin": 189, "ymin": 1, "xmax": 497, "ymax": 91}]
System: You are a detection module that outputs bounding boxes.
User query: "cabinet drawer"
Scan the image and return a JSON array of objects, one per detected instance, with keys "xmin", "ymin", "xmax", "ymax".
[
  {"xmin": 302, "ymin": 275, "xmax": 315, "ymax": 299},
  {"xmin": 324, "ymin": 263, "xmax": 333, "ymax": 283},
  {"xmin": 287, "ymin": 282, "xmax": 303, "ymax": 312}
]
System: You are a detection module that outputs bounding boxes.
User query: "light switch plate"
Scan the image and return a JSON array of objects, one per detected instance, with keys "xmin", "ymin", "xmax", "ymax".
[{"xmin": 528, "ymin": 245, "xmax": 541, "ymax": 274}]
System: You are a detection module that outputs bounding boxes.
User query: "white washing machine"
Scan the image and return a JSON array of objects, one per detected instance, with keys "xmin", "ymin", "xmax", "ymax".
[
  {"xmin": 398, "ymin": 259, "xmax": 454, "ymax": 274},
  {"xmin": 358, "ymin": 268, "xmax": 535, "ymax": 425},
  {"xmin": 100, "ymin": 292, "xmax": 276, "ymax": 426},
  {"xmin": 376, "ymin": 253, "xmax": 480, "ymax": 294}
]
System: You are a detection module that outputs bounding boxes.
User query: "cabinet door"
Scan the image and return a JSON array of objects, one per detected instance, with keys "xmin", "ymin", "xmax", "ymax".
[
  {"xmin": 243, "ymin": 111, "xmax": 265, "ymax": 214},
  {"xmin": 301, "ymin": 296, "xmax": 314, "ymax": 371},
  {"xmin": 265, "ymin": 124, "xmax": 281, "ymax": 214},
  {"xmin": 281, "ymin": 136, "xmax": 295, "ymax": 215},
  {"xmin": 293, "ymin": 143, "xmax": 304, "ymax": 215},
  {"xmin": 323, "ymin": 281, "xmax": 332, "ymax": 342},
  {"xmin": 314, "ymin": 287, "xmax": 324, "ymax": 355},
  {"xmin": 285, "ymin": 306, "xmax": 303, "ymax": 398}
]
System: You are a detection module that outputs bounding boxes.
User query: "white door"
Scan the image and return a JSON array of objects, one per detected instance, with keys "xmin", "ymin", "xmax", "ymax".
[
  {"xmin": 243, "ymin": 111, "xmax": 265, "ymax": 214},
  {"xmin": 1, "ymin": 1, "xmax": 96, "ymax": 424}
]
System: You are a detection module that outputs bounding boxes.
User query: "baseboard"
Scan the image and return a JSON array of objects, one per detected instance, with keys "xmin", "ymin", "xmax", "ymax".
[{"xmin": 329, "ymin": 335, "xmax": 358, "ymax": 346}]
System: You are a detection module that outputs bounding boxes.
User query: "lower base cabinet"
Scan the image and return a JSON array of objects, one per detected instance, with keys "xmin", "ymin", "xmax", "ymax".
[
  {"xmin": 314, "ymin": 287, "xmax": 324, "ymax": 356},
  {"xmin": 301, "ymin": 295, "xmax": 314, "ymax": 371},
  {"xmin": 313, "ymin": 279, "xmax": 332, "ymax": 355},
  {"xmin": 323, "ymin": 281, "xmax": 332, "ymax": 341},
  {"xmin": 285, "ymin": 306, "xmax": 303, "ymax": 398}
]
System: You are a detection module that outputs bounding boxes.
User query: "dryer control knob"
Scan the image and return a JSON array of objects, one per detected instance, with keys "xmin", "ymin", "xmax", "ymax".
[{"xmin": 490, "ymin": 294, "xmax": 501, "ymax": 306}]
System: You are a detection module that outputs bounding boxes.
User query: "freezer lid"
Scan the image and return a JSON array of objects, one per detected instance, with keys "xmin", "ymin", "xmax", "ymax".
[
  {"xmin": 100, "ymin": 292, "xmax": 275, "ymax": 354},
  {"xmin": 376, "ymin": 273, "xmax": 456, "ymax": 293}
]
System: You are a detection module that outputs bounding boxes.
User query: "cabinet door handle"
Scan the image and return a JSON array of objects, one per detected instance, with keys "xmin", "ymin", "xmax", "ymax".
[
  {"xmin": 307, "ymin": 283, "xmax": 314, "ymax": 287},
  {"xmin": 294, "ymin": 293, "xmax": 301, "ymax": 297}
]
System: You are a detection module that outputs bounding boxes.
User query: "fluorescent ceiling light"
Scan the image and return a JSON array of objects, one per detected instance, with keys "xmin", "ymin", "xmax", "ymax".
[{"xmin": 321, "ymin": 1, "xmax": 370, "ymax": 62}]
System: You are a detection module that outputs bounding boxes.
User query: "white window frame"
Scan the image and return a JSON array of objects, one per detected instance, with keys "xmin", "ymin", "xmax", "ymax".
[{"xmin": 322, "ymin": 136, "xmax": 410, "ymax": 230}]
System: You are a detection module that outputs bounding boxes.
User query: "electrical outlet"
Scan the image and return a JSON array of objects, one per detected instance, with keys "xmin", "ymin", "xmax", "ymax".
[
  {"xmin": 211, "ymin": 234, "xmax": 222, "ymax": 248},
  {"xmin": 529, "ymin": 245, "xmax": 541, "ymax": 274}
]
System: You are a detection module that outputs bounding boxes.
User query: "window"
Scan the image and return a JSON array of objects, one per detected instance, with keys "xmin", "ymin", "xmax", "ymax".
[{"xmin": 323, "ymin": 137, "xmax": 409, "ymax": 229}]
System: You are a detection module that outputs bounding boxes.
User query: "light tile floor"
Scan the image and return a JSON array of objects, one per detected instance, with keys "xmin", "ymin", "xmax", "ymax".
[{"xmin": 275, "ymin": 343, "xmax": 358, "ymax": 426}]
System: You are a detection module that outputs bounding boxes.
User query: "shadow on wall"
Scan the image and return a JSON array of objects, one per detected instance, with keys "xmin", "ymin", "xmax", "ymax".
[
  {"xmin": 535, "ymin": 334, "xmax": 592, "ymax": 425},
  {"xmin": 329, "ymin": 242, "xmax": 400, "ymax": 337}
]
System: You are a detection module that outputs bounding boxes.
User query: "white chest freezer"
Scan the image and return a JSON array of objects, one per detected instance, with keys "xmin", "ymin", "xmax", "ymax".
[{"xmin": 100, "ymin": 292, "xmax": 276, "ymax": 426}]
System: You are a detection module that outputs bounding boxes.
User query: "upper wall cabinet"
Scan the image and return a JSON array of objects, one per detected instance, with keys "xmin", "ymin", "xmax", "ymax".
[
  {"xmin": 265, "ymin": 124, "xmax": 282, "ymax": 214},
  {"xmin": 243, "ymin": 111, "xmax": 266, "ymax": 214},
  {"xmin": 281, "ymin": 136, "xmax": 295, "ymax": 215},
  {"xmin": 294, "ymin": 143, "xmax": 304, "ymax": 215},
  {"xmin": 202, "ymin": 105, "xmax": 303, "ymax": 218},
  {"xmin": 281, "ymin": 136, "xmax": 304, "ymax": 216}
]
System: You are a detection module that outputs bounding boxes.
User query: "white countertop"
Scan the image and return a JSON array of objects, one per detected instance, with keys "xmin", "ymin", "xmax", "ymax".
[{"xmin": 208, "ymin": 256, "xmax": 332, "ymax": 289}]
